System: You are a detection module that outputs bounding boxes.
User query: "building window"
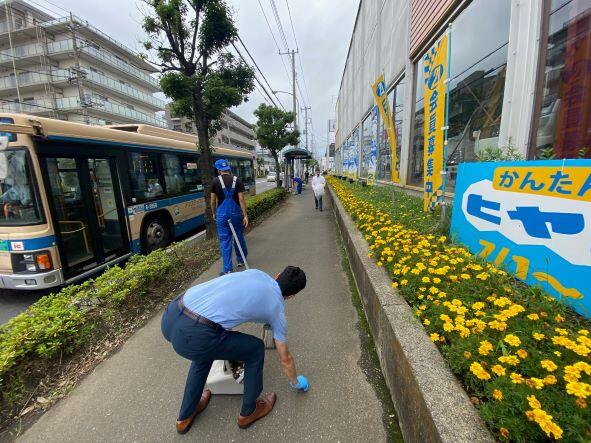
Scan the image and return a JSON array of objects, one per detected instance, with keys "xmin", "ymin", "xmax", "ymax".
[
  {"xmin": 532, "ymin": 0, "xmax": 591, "ymax": 159},
  {"xmin": 126, "ymin": 104, "xmax": 135, "ymax": 110},
  {"xmin": 409, "ymin": 0, "xmax": 511, "ymax": 189}
]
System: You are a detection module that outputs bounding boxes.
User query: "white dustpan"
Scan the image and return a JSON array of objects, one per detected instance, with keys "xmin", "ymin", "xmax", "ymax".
[{"xmin": 206, "ymin": 360, "xmax": 244, "ymax": 395}]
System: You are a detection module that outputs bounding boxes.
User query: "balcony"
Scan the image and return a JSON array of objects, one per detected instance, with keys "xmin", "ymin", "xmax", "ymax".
[
  {"xmin": 84, "ymin": 70, "xmax": 165, "ymax": 110},
  {"xmin": 0, "ymin": 39, "xmax": 160, "ymax": 90},
  {"xmin": 0, "ymin": 96, "xmax": 167, "ymax": 127},
  {"xmin": 0, "ymin": 68, "xmax": 69, "ymax": 93}
]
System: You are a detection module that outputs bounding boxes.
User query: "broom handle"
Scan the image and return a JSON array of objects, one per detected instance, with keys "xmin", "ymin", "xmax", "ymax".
[{"xmin": 227, "ymin": 219, "xmax": 249, "ymax": 269}]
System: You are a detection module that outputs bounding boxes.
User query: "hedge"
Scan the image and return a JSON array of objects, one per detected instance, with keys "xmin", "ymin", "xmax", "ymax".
[
  {"xmin": 0, "ymin": 187, "xmax": 287, "ymax": 420},
  {"xmin": 329, "ymin": 178, "xmax": 590, "ymax": 443}
]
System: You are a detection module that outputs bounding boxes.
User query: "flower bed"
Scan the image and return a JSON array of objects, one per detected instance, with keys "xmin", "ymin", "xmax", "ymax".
[{"xmin": 329, "ymin": 178, "xmax": 590, "ymax": 442}]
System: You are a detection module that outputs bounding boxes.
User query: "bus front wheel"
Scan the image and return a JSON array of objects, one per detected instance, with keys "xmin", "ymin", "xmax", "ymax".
[{"xmin": 141, "ymin": 215, "xmax": 171, "ymax": 253}]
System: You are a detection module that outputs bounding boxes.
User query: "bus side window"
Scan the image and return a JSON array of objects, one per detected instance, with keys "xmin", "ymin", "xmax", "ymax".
[
  {"xmin": 128, "ymin": 152, "xmax": 164, "ymax": 201},
  {"xmin": 162, "ymin": 154, "xmax": 183, "ymax": 195},
  {"xmin": 180, "ymin": 156, "xmax": 203, "ymax": 193}
]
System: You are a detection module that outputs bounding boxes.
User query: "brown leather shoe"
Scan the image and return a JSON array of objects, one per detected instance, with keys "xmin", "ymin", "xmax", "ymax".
[
  {"xmin": 175, "ymin": 389, "xmax": 212, "ymax": 434},
  {"xmin": 237, "ymin": 393, "xmax": 277, "ymax": 429}
]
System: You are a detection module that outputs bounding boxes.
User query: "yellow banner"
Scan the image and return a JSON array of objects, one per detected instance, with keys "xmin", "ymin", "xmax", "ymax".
[
  {"xmin": 492, "ymin": 166, "xmax": 591, "ymax": 203},
  {"xmin": 372, "ymin": 74, "xmax": 399, "ymax": 183},
  {"xmin": 422, "ymin": 33, "xmax": 449, "ymax": 211}
]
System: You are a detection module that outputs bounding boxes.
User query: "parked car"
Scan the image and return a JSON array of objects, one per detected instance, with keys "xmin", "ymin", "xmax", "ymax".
[{"xmin": 266, "ymin": 171, "xmax": 277, "ymax": 182}]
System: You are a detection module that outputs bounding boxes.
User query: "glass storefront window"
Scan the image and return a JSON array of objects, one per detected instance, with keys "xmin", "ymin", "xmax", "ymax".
[
  {"xmin": 409, "ymin": 0, "xmax": 511, "ymax": 188},
  {"xmin": 533, "ymin": 0, "xmax": 591, "ymax": 159},
  {"xmin": 377, "ymin": 78, "xmax": 406, "ymax": 181},
  {"xmin": 361, "ymin": 115, "xmax": 372, "ymax": 178}
]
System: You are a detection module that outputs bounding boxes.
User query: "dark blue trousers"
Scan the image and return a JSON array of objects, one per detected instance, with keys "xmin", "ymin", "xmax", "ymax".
[{"xmin": 161, "ymin": 298, "xmax": 265, "ymax": 419}]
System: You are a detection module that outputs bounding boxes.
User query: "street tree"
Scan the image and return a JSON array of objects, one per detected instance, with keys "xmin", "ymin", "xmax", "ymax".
[
  {"xmin": 142, "ymin": 0, "xmax": 255, "ymax": 238},
  {"xmin": 254, "ymin": 104, "xmax": 300, "ymax": 188}
]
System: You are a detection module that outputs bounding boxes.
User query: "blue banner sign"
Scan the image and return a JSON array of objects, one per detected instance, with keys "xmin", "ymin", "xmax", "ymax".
[{"xmin": 451, "ymin": 159, "xmax": 591, "ymax": 318}]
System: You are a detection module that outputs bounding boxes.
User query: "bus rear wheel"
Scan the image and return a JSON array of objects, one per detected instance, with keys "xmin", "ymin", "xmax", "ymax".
[{"xmin": 141, "ymin": 215, "xmax": 171, "ymax": 253}]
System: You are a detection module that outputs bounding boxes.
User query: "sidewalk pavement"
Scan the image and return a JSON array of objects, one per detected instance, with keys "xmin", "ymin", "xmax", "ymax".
[{"xmin": 19, "ymin": 187, "xmax": 387, "ymax": 442}]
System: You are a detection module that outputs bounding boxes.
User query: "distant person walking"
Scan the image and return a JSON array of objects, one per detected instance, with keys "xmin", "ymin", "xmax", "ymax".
[
  {"xmin": 293, "ymin": 175, "xmax": 303, "ymax": 195},
  {"xmin": 211, "ymin": 159, "xmax": 248, "ymax": 275},
  {"xmin": 311, "ymin": 168, "xmax": 326, "ymax": 211},
  {"xmin": 304, "ymin": 170, "xmax": 309, "ymax": 184}
]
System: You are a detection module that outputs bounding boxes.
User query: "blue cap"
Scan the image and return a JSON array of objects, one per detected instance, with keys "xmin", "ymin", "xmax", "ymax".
[{"xmin": 214, "ymin": 159, "xmax": 231, "ymax": 171}]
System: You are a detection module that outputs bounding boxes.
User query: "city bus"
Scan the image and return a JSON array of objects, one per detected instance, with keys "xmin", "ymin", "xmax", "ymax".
[{"xmin": 0, "ymin": 113, "xmax": 255, "ymax": 290}]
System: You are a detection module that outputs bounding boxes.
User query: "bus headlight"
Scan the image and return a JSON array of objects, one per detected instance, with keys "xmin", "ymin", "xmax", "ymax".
[{"xmin": 11, "ymin": 251, "xmax": 53, "ymax": 273}]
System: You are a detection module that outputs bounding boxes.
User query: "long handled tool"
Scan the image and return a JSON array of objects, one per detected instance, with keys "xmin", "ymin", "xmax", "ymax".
[{"xmin": 227, "ymin": 219, "xmax": 276, "ymax": 350}]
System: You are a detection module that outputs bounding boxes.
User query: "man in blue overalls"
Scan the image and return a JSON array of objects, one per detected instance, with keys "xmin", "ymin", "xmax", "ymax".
[{"xmin": 210, "ymin": 159, "xmax": 248, "ymax": 275}]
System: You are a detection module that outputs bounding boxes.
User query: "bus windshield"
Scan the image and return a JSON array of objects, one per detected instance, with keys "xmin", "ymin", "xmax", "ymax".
[{"xmin": 0, "ymin": 149, "xmax": 42, "ymax": 225}]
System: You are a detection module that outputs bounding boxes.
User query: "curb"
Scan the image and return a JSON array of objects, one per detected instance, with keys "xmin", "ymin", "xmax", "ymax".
[{"xmin": 327, "ymin": 186, "xmax": 493, "ymax": 443}]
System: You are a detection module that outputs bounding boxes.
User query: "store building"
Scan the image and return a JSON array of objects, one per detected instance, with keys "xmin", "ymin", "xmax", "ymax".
[
  {"xmin": 0, "ymin": 0, "xmax": 166, "ymax": 127},
  {"xmin": 335, "ymin": 0, "xmax": 591, "ymax": 193},
  {"xmin": 165, "ymin": 106, "xmax": 257, "ymax": 151}
]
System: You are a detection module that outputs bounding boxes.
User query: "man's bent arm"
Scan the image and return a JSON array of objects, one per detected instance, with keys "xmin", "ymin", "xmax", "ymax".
[
  {"xmin": 275, "ymin": 340, "xmax": 297, "ymax": 384},
  {"xmin": 238, "ymin": 192, "xmax": 248, "ymax": 227}
]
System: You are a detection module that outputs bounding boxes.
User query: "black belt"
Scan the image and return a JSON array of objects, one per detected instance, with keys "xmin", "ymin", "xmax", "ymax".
[{"xmin": 177, "ymin": 297, "xmax": 225, "ymax": 332}]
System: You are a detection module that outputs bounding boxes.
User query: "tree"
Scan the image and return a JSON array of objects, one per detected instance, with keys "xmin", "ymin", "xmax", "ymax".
[
  {"xmin": 254, "ymin": 104, "xmax": 300, "ymax": 188},
  {"xmin": 142, "ymin": 0, "xmax": 255, "ymax": 238}
]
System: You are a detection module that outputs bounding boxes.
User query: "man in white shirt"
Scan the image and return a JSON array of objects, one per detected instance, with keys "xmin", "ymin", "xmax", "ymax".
[{"xmin": 311, "ymin": 168, "xmax": 326, "ymax": 211}]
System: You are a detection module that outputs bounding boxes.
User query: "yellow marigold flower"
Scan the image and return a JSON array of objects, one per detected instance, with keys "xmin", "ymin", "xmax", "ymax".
[
  {"xmin": 475, "ymin": 272, "xmax": 489, "ymax": 281},
  {"xmin": 492, "ymin": 364, "xmax": 506, "ymax": 376},
  {"xmin": 555, "ymin": 327, "xmax": 568, "ymax": 336},
  {"xmin": 400, "ymin": 279, "xmax": 409, "ymax": 286},
  {"xmin": 576, "ymin": 398, "xmax": 587, "ymax": 409},
  {"xmin": 460, "ymin": 273, "xmax": 470, "ymax": 280},
  {"xmin": 527, "ymin": 313, "xmax": 539, "ymax": 320},
  {"xmin": 516, "ymin": 349, "xmax": 528, "ymax": 359},
  {"xmin": 555, "ymin": 314, "xmax": 565, "ymax": 323},
  {"xmin": 504, "ymin": 334, "xmax": 521, "ymax": 347},
  {"xmin": 527, "ymin": 395, "xmax": 542, "ymax": 409},
  {"xmin": 527, "ymin": 377, "xmax": 544, "ymax": 390},
  {"xmin": 433, "ymin": 277, "xmax": 441, "ymax": 284},
  {"xmin": 566, "ymin": 382, "xmax": 591, "ymax": 399},
  {"xmin": 510, "ymin": 373, "xmax": 524, "ymax": 384},
  {"xmin": 544, "ymin": 375, "xmax": 557, "ymax": 385},
  {"xmin": 540, "ymin": 360, "xmax": 558, "ymax": 372},
  {"xmin": 533, "ymin": 332, "xmax": 545, "ymax": 341},
  {"xmin": 429, "ymin": 286, "xmax": 439, "ymax": 295},
  {"xmin": 472, "ymin": 302, "xmax": 485, "ymax": 311},
  {"xmin": 499, "ymin": 355, "xmax": 520, "ymax": 366},
  {"xmin": 525, "ymin": 408, "xmax": 563, "ymax": 440},
  {"xmin": 464, "ymin": 351, "xmax": 472, "ymax": 359},
  {"xmin": 579, "ymin": 329, "xmax": 589, "ymax": 336},
  {"xmin": 493, "ymin": 389, "xmax": 503, "ymax": 401},
  {"xmin": 430, "ymin": 333, "xmax": 440, "ymax": 342},
  {"xmin": 421, "ymin": 276, "xmax": 430, "ymax": 283},
  {"xmin": 478, "ymin": 340, "xmax": 493, "ymax": 356},
  {"xmin": 469, "ymin": 362, "xmax": 491, "ymax": 381},
  {"xmin": 499, "ymin": 427, "xmax": 509, "ymax": 438},
  {"xmin": 391, "ymin": 282, "xmax": 398, "ymax": 288},
  {"xmin": 554, "ymin": 351, "xmax": 561, "ymax": 357},
  {"xmin": 488, "ymin": 320, "xmax": 507, "ymax": 331}
]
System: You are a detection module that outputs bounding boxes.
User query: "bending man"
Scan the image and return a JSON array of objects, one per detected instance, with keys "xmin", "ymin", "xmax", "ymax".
[
  {"xmin": 161, "ymin": 266, "xmax": 309, "ymax": 433},
  {"xmin": 211, "ymin": 159, "xmax": 248, "ymax": 275}
]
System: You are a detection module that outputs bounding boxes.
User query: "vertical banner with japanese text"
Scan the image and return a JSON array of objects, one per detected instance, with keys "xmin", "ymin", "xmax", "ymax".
[
  {"xmin": 422, "ymin": 33, "xmax": 449, "ymax": 211},
  {"xmin": 372, "ymin": 74, "xmax": 399, "ymax": 183}
]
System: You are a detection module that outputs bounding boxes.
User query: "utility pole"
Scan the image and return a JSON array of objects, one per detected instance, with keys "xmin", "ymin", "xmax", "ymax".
[
  {"xmin": 301, "ymin": 106, "xmax": 311, "ymax": 152},
  {"xmin": 279, "ymin": 49, "xmax": 298, "ymax": 132},
  {"xmin": 69, "ymin": 13, "xmax": 90, "ymax": 125}
]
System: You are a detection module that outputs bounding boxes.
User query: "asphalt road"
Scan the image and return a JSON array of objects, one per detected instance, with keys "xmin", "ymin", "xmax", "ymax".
[
  {"xmin": 255, "ymin": 178, "xmax": 277, "ymax": 194},
  {"xmin": 19, "ymin": 187, "xmax": 391, "ymax": 442}
]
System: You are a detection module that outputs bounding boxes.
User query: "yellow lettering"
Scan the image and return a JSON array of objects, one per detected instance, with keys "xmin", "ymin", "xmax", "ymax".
[
  {"xmin": 532, "ymin": 272, "xmax": 584, "ymax": 299},
  {"xmin": 478, "ymin": 239, "xmax": 495, "ymax": 259},
  {"xmin": 512, "ymin": 256, "xmax": 530, "ymax": 280},
  {"xmin": 493, "ymin": 247, "xmax": 510, "ymax": 267}
]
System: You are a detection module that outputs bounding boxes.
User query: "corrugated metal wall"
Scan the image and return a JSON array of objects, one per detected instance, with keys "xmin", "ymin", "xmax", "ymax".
[
  {"xmin": 409, "ymin": 0, "xmax": 455, "ymax": 57},
  {"xmin": 336, "ymin": 0, "xmax": 409, "ymax": 148}
]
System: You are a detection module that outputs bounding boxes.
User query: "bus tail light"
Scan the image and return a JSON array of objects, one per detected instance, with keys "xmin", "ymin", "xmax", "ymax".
[{"xmin": 36, "ymin": 253, "xmax": 52, "ymax": 271}]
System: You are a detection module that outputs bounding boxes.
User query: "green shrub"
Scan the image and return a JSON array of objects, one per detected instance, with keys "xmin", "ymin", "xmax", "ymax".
[{"xmin": 247, "ymin": 187, "xmax": 288, "ymax": 221}]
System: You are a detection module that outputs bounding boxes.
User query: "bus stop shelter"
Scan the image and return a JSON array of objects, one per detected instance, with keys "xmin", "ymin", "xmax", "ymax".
[{"xmin": 283, "ymin": 146, "xmax": 312, "ymax": 190}]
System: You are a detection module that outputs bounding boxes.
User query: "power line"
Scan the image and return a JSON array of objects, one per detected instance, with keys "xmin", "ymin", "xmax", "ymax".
[
  {"xmin": 235, "ymin": 36, "xmax": 286, "ymax": 111},
  {"xmin": 269, "ymin": 0, "xmax": 289, "ymax": 50},
  {"xmin": 257, "ymin": 0, "xmax": 291, "ymax": 84}
]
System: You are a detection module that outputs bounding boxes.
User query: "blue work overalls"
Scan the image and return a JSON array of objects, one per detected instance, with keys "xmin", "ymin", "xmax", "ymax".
[{"xmin": 216, "ymin": 175, "xmax": 248, "ymax": 273}]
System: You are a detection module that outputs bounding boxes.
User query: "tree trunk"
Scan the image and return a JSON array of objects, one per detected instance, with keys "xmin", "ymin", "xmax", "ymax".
[
  {"xmin": 272, "ymin": 152, "xmax": 281, "ymax": 188},
  {"xmin": 193, "ymin": 94, "xmax": 216, "ymax": 239}
]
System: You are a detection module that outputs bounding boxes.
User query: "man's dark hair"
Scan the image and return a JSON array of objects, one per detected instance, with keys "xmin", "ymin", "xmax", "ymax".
[{"xmin": 276, "ymin": 266, "xmax": 306, "ymax": 298}]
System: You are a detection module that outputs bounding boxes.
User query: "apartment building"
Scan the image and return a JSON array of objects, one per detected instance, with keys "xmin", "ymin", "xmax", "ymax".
[
  {"xmin": 165, "ymin": 106, "xmax": 257, "ymax": 151},
  {"xmin": 0, "ymin": 0, "xmax": 166, "ymax": 127}
]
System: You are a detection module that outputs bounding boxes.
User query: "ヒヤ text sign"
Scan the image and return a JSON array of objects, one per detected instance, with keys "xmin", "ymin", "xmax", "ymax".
[{"xmin": 451, "ymin": 160, "xmax": 591, "ymax": 318}]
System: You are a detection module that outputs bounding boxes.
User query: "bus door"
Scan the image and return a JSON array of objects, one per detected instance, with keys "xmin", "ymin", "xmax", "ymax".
[{"xmin": 41, "ymin": 156, "xmax": 129, "ymax": 279}]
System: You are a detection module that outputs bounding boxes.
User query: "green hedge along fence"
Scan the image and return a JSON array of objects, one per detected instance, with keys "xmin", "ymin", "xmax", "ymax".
[{"xmin": 0, "ymin": 187, "xmax": 287, "ymax": 412}]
